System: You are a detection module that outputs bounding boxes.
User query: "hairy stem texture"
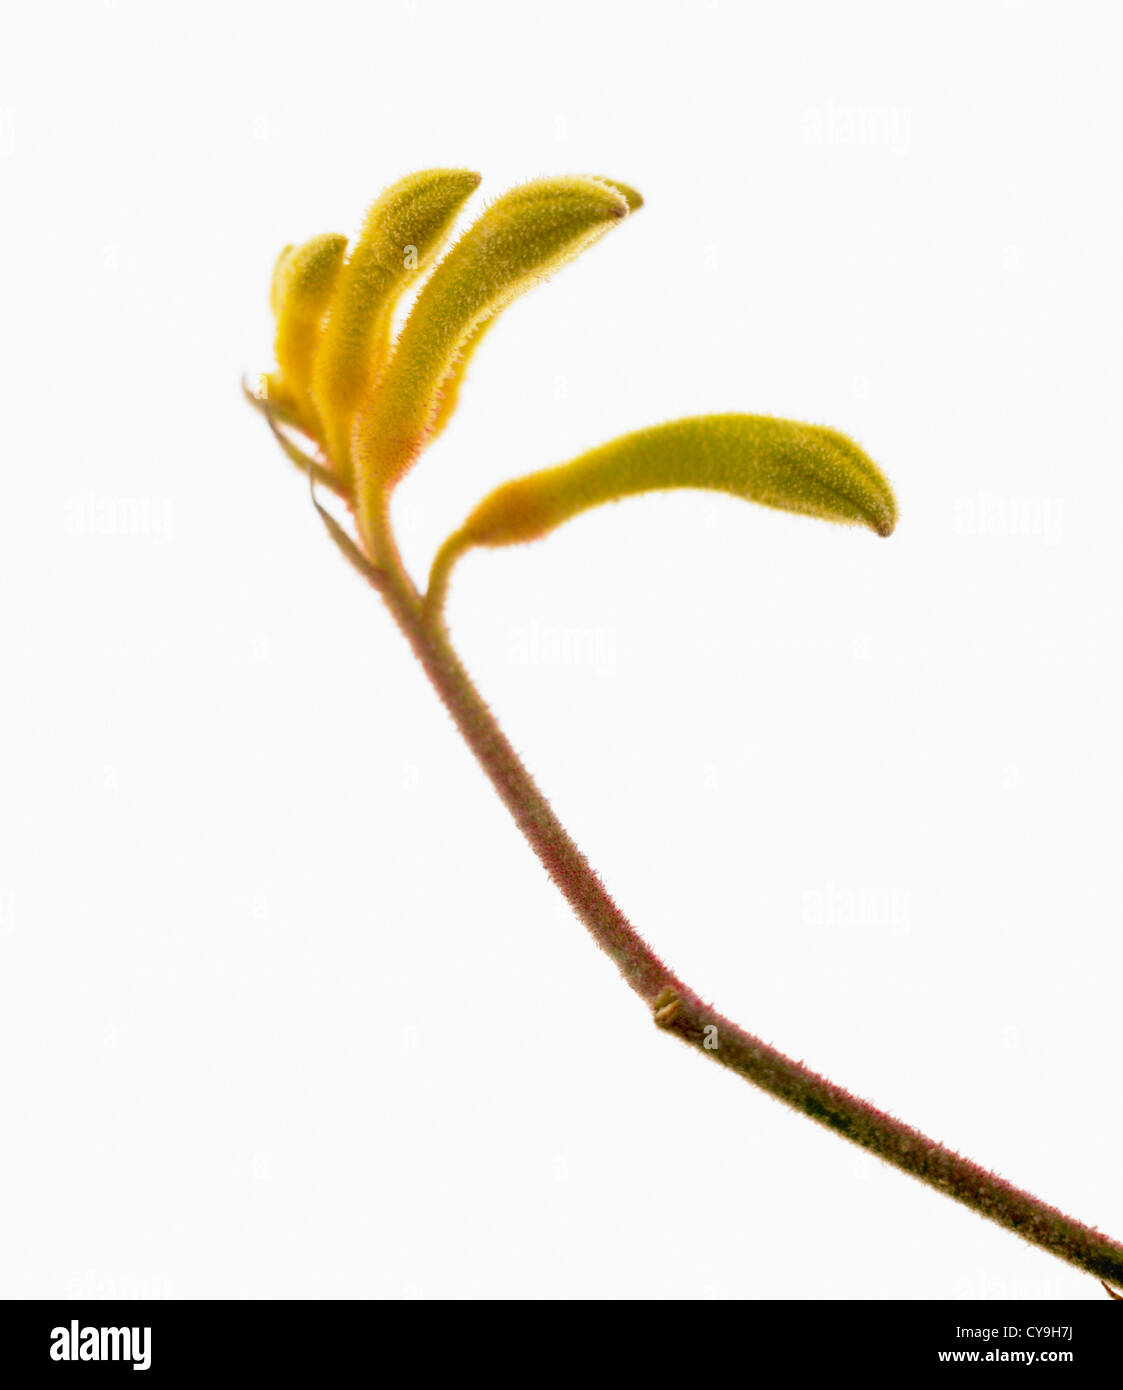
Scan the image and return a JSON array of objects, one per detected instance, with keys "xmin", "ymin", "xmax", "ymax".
[{"xmin": 366, "ymin": 519, "xmax": 1123, "ymax": 1292}]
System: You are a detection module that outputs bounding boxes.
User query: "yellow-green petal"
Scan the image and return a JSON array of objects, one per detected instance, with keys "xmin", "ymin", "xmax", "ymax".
[
  {"xmin": 351, "ymin": 175, "xmax": 631, "ymax": 542},
  {"xmin": 426, "ymin": 414, "xmax": 897, "ymax": 612},
  {"xmin": 424, "ymin": 177, "xmax": 644, "ymax": 451},
  {"xmin": 269, "ymin": 243, "xmax": 295, "ymax": 318},
  {"xmin": 312, "ymin": 168, "xmax": 482, "ymax": 482},
  {"xmin": 422, "ymin": 316, "xmax": 495, "ymax": 449},
  {"xmin": 273, "ymin": 232, "xmax": 348, "ymax": 431}
]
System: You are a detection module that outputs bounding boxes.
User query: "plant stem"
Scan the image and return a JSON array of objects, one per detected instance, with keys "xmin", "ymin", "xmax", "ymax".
[{"xmin": 363, "ymin": 501, "xmax": 1123, "ymax": 1292}]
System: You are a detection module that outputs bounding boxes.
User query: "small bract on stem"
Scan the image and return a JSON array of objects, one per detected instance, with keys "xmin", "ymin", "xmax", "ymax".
[{"xmin": 248, "ymin": 167, "xmax": 1123, "ymax": 1297}]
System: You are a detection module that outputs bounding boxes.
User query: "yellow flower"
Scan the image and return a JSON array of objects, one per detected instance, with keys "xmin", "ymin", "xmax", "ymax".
[{"xmin": 252, "ymin": 168, "xmax": 896, "ymax": 591}]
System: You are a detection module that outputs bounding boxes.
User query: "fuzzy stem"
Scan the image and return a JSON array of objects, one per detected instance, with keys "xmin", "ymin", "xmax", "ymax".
[{"xmin": 361, "ymin": 501, "xmax": 1123, "ymax": 1292}]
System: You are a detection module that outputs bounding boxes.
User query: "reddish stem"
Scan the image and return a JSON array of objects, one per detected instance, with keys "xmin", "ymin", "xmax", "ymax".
[{"xmin": 356, "ymin": 500, "xmax": 1123, "ymax": 1293}]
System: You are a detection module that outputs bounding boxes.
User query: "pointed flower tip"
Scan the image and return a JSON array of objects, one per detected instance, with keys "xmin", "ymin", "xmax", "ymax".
[
  {"xmin": 590, "ymin": 176, "xmax": 643, "ymax": 214},
  {"xmin": 860, "ymin": 500, "xmax": 896, "ymax": 540},
  {"xmin": 865, "ymin": 479, "xmax": 898, "ymax": 538}
]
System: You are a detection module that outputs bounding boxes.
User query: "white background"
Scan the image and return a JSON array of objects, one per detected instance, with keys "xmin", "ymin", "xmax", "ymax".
[{"xmin": 1, "ymin": 1, "xmax": 1120, "ymax": 1300}]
